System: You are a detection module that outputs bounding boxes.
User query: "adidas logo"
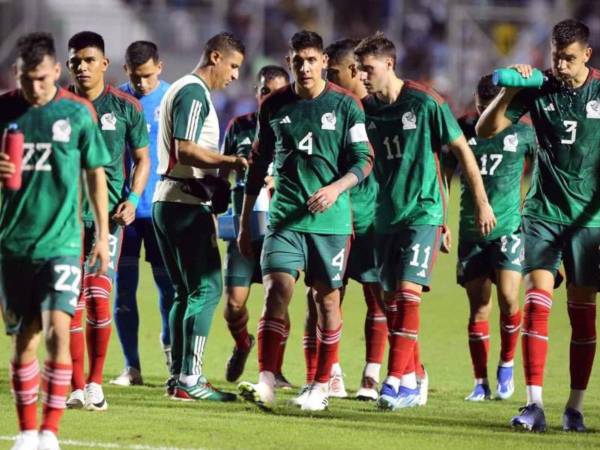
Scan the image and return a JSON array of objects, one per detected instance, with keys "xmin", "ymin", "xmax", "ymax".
[
  {"xmin": 543, "ymin": 103, "xmax": 556, "ymax": 112},
  {"xmin": 511, "ymin": 258, "xmax": 521, "ymax": 266},
  {"xmin": 332, "ymin": 273, "xmax": 342, "ymax": 281},
  {"xmin": 240, "ymin": 137, "xmax": 252, "ymax": 145},
  {"xmin": 468, "ymin": 137, "xmax": 477, "ymax": 146},
  {"xmin": 368, "ymin": 121, "xmax": 377, "ymax": 130},
  {"xmin": 279, "ymin": 116, "xmax": 292, "ymax": 124},
  {"xmin": 417, "ymin": 269, "xmax": 427, "ymax": 278}
]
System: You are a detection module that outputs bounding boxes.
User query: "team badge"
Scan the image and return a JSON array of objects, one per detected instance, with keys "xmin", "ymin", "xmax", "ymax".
[
  {"xmin": 503, "ymin": 133, "xmax": 518, "ymax": 152},
  {"xmin": 368, "ymin": 121, "xmax": 377, "ymax": 130},
  {"xmin": 52, "ymin": 119, "xmax": 71, "ymax": 143},
  {"xmin": 101, "ymin": 112, "xmax": 117, "ymax": 130},
  {"xmin": 402, "ymin": 111, "xmax": 417, "ymax": 130},
  {"xmin": 468, "ymin": 137, "xmax": 477, "ymax": 146},
  {"xmin": 586, "ymin": 100, "xmax": 600, "ymax": 119},
  {"xmin": 321, "ymin": 112, "xmax": 337, "ymax": 130}
]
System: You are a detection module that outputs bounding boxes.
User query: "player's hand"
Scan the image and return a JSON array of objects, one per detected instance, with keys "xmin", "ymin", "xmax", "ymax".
[
  {"xmin": 509, "ymin": 64, "xmax": 534, "ymax": 78},
  {"xmin": 441, "ymin": 227, "xmax": 452, "ymax": 254},
  {"xmin": 264, "ymin": 175, "xmax": 275, "ymax": 191},
  {"xmin": 88, "ymin": 236, "xmax": 109, "ymax": 276},
  {"xmin": 475, "ymin": 202, "xmax": 496, "ymax": 237},
  {"xmin": 112, "ymin": 201, "xmax": 136, "ymax": 226},
  {"xmin": 307, "ymin": 184, "xmax": 341, "ymax": 214},
  {"xmin": 233, "ymin": 156, "xmax": 249, "ymax": 173},
  {"xmin": 237, "ymin": 225, "xmax": 253, "ymax": 259},
  {"xmin": 0, "ymin": 153, "xmax": 15, "ymax": 180}
]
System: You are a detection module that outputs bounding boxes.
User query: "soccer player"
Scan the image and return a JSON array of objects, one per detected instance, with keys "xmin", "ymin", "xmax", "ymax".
[
  {"xmin": 152, "ymin": 32, "xmax": 247, "ymax": 401},
  {"xmin": 444, "ymin": 74, "xmax": 536, "ymax": 402},
  {"xmin": 477, "ymin": 19, "xmax": 600, "ymax": 432},
  {"xmin": 110, "ymin": 41, "xmax": 174, "ymax": 387},
  {"xmin": 354, "ymin": 32, "xmax": 495, "ymax": 411},
  {"xmin": 0, "ymin": 32, "xmax": 110, "ymax": 450},
  {"xmin": 219, "ymin": 65, "xmax": 292, "ymax": 385},
  {"xmin": 65, "ymin": 31, "xmax": 150, "ymax": 411},
  {"xmin": 237, "ymin": 30, "xmax": 373, "ymax": 412}
]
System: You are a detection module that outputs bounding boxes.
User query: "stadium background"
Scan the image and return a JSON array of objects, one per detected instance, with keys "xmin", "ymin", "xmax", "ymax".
[{"xmin": 0, "ymin": 1, "xmax": 600, "ymax": 449}]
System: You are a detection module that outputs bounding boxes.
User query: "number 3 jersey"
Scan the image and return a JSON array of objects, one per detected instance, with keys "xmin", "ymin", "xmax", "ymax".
[
  {"xmin": 0, "ymin": 87, "xmax": 111, "ymax": 260},
  {"xmin": 245, "ymin": 82, "xmax": 373, "ymax": 235},
  {"xmin": 363, "ymin": 81, "xmax": 463, "ymax": 233},
  {"xmin": 505, "ymin": 68, "xmax": 600, "ymax": 227},
  {"xmin": 445, "ymin": 113, "xmax": 536, "ymax": 241}
]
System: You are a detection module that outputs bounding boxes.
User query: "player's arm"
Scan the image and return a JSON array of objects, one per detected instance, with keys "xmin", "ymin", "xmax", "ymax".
[
  {"xmin": 84, "ymin": 167, "xmax": 110, "ymax": 275},
  {"xmin": 476, "ymin": 64, "xmax": 533, "ymax": 138},
  {"xmin": 440, "ymin": 149, "xmax": 457, "ymax": 253},
  {"xmin": 113, "ymin": 145, "xmax": 150, "ymax": 226},
  {"xmin": 238, "ymin": 104, "xmax": 274, "ymax": 258},
  {"xmin": 308, "ymin": 100, "xmax": 373, "ymax": 213},
  {"xmin": 218, "ymin": 119, "xmax": 238, "ymax": 181},
  {"xmin": 448, "ymin": 135, "xmax": 496, "ymax": 236}
]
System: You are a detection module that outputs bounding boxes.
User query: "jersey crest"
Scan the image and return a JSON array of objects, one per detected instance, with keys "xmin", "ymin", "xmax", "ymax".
[
  {"xmin": 585, "ymin": 99, "xmax": 600, "ymax": 119},
  {"xmin": 503, "ymin": 133, "xmax": 518, "ymax": 152},
  {"xmin": 402, "ymin": 111, "xmax": 417, "ymax": 130},
  {"xmin": 101, "ymin": 112, "xmax": 117, "ymax": 130},
  {"xmin": 52, "ymin": 119, "xmax": 71, "ymax": 143},
  {"xmin": 321, "ymin": 111, "xmax": 337, "ymax": 130}
]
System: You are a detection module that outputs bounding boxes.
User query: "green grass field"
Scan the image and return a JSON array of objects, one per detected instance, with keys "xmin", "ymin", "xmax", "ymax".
[{"xmin": 1, "ymin": 186, "xmax": 600, "ymax": 450}]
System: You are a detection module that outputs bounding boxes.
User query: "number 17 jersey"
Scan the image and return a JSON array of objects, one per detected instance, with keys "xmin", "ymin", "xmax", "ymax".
[{"xmin": 505, "ymin": 68, "xmax": 600, "ymax": 227}]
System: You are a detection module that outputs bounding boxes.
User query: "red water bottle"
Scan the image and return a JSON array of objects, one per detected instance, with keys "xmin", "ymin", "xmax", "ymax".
[{"xmin": 2, "ymin": 124, "xmax": 24, "ymax": 190}]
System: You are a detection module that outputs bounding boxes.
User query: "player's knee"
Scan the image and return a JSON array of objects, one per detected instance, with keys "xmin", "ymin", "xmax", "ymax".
[{"xmin": 44, "ymin": 324, "xmax": 70, "ymax": 358}]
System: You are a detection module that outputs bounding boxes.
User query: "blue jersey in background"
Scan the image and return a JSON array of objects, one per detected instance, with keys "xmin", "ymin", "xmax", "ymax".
[{"xmin": 120, "ymin": 80, "xmax": 170, "ymax": 219}]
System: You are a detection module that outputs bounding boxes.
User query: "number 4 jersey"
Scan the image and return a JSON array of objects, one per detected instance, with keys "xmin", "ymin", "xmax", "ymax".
[
  {"xmin": 0, "ymin": 88, "xmax": 111, "ymax": 260},
  {"xmin": 505, "ymin": 68, "xmax": 600, "ymax": 227},
  {"xmin": 445, "ymin": 114, "xmax": 536, "ymax": 241}
]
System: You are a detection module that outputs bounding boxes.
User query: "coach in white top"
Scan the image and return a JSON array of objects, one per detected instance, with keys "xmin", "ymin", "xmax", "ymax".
[{"xmin": 152, "ymin": 32, "xmax": 248, "ymax": 401}]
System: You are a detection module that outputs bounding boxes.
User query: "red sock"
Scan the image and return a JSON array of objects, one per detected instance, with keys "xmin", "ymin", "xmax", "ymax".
[
  {"xmin": 85, "ymin": 274, "xmax": 112, "ymax": 385},
  {"xmin": 303, "ymin": 331, "xmax": 318, "ymax": 384},
  {"xmin": 468, "ymin": 321, "xmax": 490, "ymax": 379},
  {"xmin": 41, "ymin": 361, "xmax": 72, "ymax": 434},
  {"xmin": 413, "ymin": 342, "xmax": 425, "ymax": 378},
  {"xmin": 500, "ymin": 310, "xmax": 521, "ymax": 363},
  {"xmin": 257, "ymin": 316, "xmax": 287, "ymax": 374},
  {"xmin": 364, "ymin": 283, "xmax": 387, "ymax": 364},
  {"xmin": 70, "ymin": 291, "xmax": 85, "ymax": 390},
  {"xmin": 386, "ymin": 289, "xmax": 420, "ymax": 378},
  {"xmin": 522, "ymin": 289, "xmax": 552, "ymax": 386},
  {"xmin": 315, "ymin": 324, "xmax": 342, "ymax": 383},
  {"xmin": 568, "ymin": 301, "xmax": 596, "ymax": 390},
  {"xmin": 10, "ymin": 360, "xmax": 39, "ymax": 431},
  {"xmin": 227, "ymin": 308, "xmax": 251, "ymax": 351},
  {"xmin": 276, "ymin": 320, "xmax": 290, "ymax": 374}
]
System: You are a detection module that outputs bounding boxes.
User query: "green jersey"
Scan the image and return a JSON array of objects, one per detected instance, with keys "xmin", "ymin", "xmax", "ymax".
[
  {"xmin": 363, "ymin": 80, "xmax": 463, "ymax": 233},
  {"xmin": 505, "ymin": 68, "xmax": 600, "ymax": 227},
  {"xmin": 245, "ymin": 82, "xmax": 373, "ymax": 235},
  {"xmin": 446, "ymin": 114, "xmax": 536, "ymax": 241},
  {"xmin": 0, "ymin": 87, "xmax": 110, "ymax": 259},
  {"xmin": 71, "ymin": 85, "xmax": 149, "ymax": 221}
]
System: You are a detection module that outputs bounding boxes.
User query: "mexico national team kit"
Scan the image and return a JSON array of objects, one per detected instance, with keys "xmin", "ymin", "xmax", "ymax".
[
  {"xmin": 69, "ymin": 84, "xmax": 149, "ymax": 398},
  {"xmin": 0, "ymin": 86, "xmax": 111, "ymax": 431}
]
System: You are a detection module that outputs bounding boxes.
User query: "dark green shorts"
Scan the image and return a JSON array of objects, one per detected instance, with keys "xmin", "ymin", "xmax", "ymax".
[
  {"xmin": 457, "ymin": 230, "xmax": 523, "ymax": 286},
  {"xmin": 0, "ymin": 255, "xmax": 81, "ymax": 335},
  {"xmin": 83, "ymin": 221, "xmax": 124, "ymax": 281},
  {"xmin": 261, "ymin": 227, "xmax": 351, "ymax": 289},
  {"xmin": 224, "ymin": 239, "xmax": 263, "ymax": 287},
  {"xmin": 345, "ymin": 228, "xmax": 379, "ymax": 284},
  {"xmin": 523, "ymin": 216, "xmax": 600, "ymax": 288},
  {"xmin": 374, "ymin": 225, "xmax": 443, "ymax": 292}
]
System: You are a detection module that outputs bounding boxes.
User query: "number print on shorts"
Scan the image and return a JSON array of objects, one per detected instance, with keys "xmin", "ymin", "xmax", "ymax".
[
  {"xmin": 500, "ymin": 234, "xmax": 521, "ymax": 254},
  {"xmin": 409, "ymin": 244, "xmax": 431, "ymax": 269},
  {"xmin": 54, "ymin": 265, "xmax": 82, "ymax": 294},
  {"xmin": 331, "ymin": 248, "xmax": 346, "ymax": 271}
]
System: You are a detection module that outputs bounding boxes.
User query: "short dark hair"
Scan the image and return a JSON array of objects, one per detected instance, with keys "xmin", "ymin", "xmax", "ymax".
[
  {"xmin": 552, "ymin": 19, "xmax": 590, "ymax": 48},
  {"xmin": 325, "ymin": 38, "xmax": 360, "ymax": 64},
  {"xmin": 68, "ymin": 31, "xmax": 105, "ymax": 54},
  {"xmin": 16, "ymin": 32, "xmax": 56, "ymax": 71},
  {"xmin": 354, "ymin": 31, "xmax": 396, "ymax": 68},
  {"xmin": 204, "ymin": 32, "xmax": 245, "ymax": 59},
  {"xmin": 125, "ymin": 41, "xmax": 159, "ymax": 68},
  {"xmin": 257, "ymin": 65, "xmax": 289, "ymax": 83},
  {"xmin": 289, "ymin": 30, "xmax": 323, "ymax": 53},
  {"xmin": 476, "ymin": 74, "xmax": 501, "ymax": 104}
]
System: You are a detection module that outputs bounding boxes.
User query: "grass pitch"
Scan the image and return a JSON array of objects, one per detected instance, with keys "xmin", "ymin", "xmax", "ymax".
[{"xmin": 1, "ymin": 187, "xmax": 599, "ymax": 449}]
